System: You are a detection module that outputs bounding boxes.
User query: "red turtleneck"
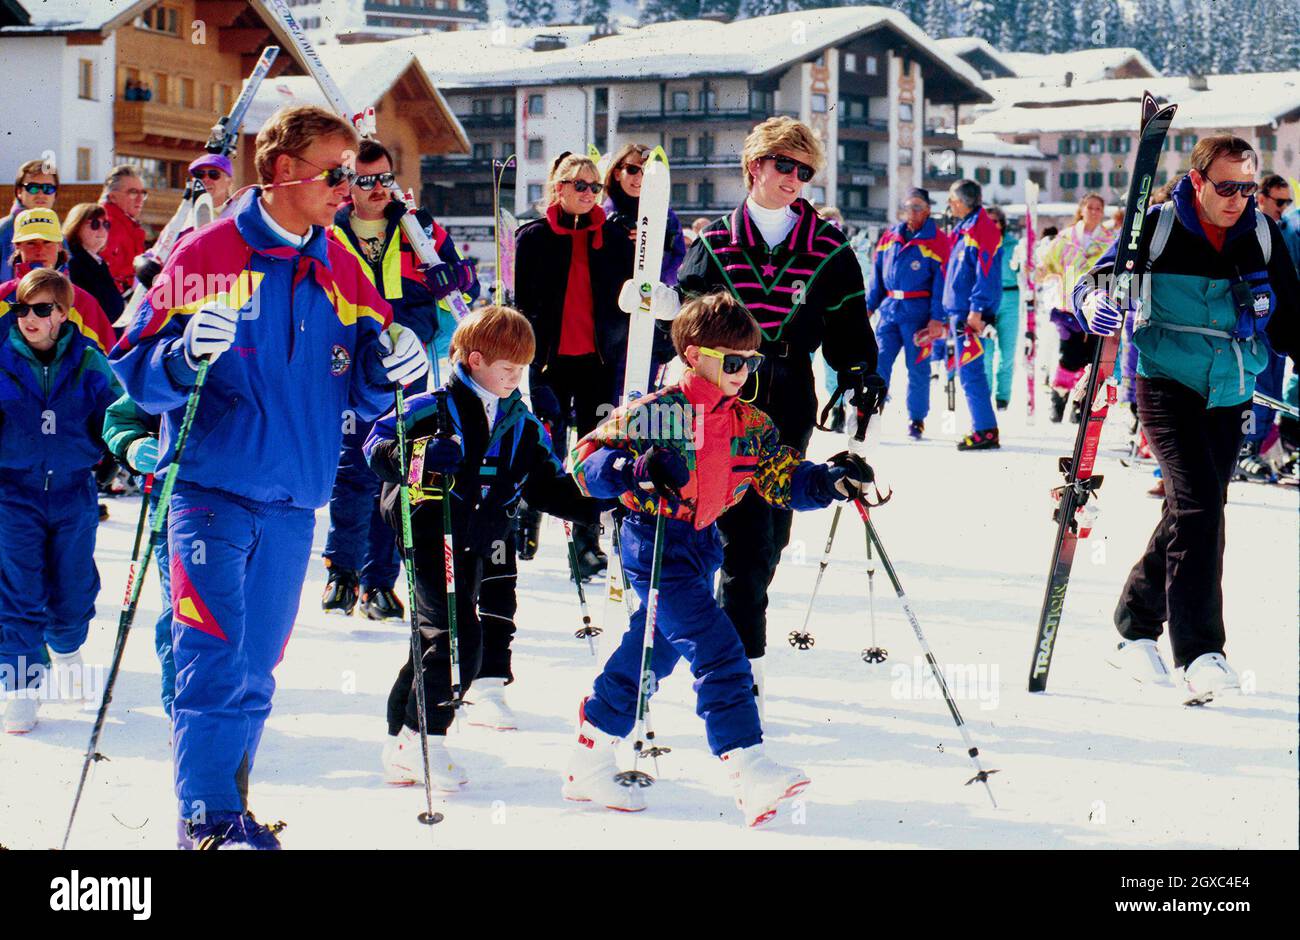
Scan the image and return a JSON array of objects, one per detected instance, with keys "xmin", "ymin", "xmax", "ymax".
[{"xmin": 547, "ymin": 203, "xmax": 604, "ymax": 357}]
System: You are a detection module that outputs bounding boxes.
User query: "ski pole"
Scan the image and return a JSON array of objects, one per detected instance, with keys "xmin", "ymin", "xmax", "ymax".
[
  {"xmin": 852, "ymin": 498, "xmax": 999, "ymax": 807},
  {"xmin": 392, "ymin": 348, "xmax": 443, "ymax": 829},
  {"xmin": 429, "ymin": 389, "xmax": 466, "ymax": 717},
  {"xmin": 789, "ymin": 504, "xmax": 841, "ymax": 651},
  {"xmin": 861, "ymin": 519, "xmax": 887, "ymax": 663},
  {"xmin": 613, "ymin": 500, "xmax": 671, "ymax": 788},
  {"xmin": 63, "ymin": 363, "xmax": 208, "ymax": 849},
  {"xmin": 564, "ymin": 519, "xmax": 601, "ymax": 653}
]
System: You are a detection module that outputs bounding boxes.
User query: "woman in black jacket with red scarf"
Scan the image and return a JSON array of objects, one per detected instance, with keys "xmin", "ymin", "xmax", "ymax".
[{"xmin": 513, "ymin": 152, "xmax": 631, "ymax": 574}]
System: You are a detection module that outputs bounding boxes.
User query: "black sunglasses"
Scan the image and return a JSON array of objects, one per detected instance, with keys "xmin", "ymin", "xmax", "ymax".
[
  {"xmin": 191, "ymin": 169, "xmax": 226, "ymax": 181},
  {"xmin": 11, "ymin": 302, "xmax": 58, "ymax": 318},
  {"xmin": 619, "ymin": 164, "xmax": 643, "ymax": 177},
  {"xmin": 700, "ymin": 346, "xmax": 765, "ymax": 374},
  {"xmin": 1201, "ymin": 172, "xmax": 1258, "ymax": 198},
  {"xmin": 87, "ymin": 218, "xmax": 111, "ymax": 231},
  {"xmin": 760, "ymin": 155, "xmax": 815, "ymax": 183},
  {"xmin": 22, "ymin": 182, "xmax": 57, "ymax": 196},
  {"xmin": 563, "ymin": 179, "xmax": 603, "ymax": 195},
  {"xmin": 354, "ymin": 172, "xmax": 396, "ymax": 191}
]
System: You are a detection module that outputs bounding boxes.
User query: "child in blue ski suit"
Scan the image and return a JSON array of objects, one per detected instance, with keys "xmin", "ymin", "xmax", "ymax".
[
  {"xmin": 0, "ymin": 268, "xmax": 121, "ymax": 733},
  {"xmin": 564, "ymin": 291, "xmax": 870, "ymax": 826}
]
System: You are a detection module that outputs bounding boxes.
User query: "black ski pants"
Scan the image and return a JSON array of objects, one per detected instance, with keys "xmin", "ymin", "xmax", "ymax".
[{"xmin": 1114, "ymin": 377, "xmax": 1247, "ymax": 668}]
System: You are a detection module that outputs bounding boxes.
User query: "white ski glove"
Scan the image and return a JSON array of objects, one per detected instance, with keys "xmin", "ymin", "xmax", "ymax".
[
  {"xmin": 182, "ymin": 303, "xmax": 239, "ymax": 368},
  {"xmin": 618, "ymin": 279, "xmax": 681, "ymax": 321},
  {"xmin": 379, "ymin": 325, "xmax": 430, "ymax": 387}
]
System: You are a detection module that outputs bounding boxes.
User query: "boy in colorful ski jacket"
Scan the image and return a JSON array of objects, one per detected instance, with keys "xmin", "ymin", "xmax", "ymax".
[
  {"xmin": 563, "ymin": 291, "xmax": 870, "ymax": 825},
  {"xmin": 0, "ymin": 269, "xmax": 121, "ymax": 733},
  {"xmin": 363, "ymin": 306, "xmax": 599, "ymax": 787},
  {"xmin": 110, "ymin": 104, "xmax": 428, "ymax": 850}
]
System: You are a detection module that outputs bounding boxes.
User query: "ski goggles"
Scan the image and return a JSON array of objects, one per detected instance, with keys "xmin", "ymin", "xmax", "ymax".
[
  {"xmin": 699, "ymin": 347, "xmax": 765, "ymax": 374},
  {"xmin": 561, "ymin": 179, "xmax": 603, "ymax": 195},
  {"xmin": 10, "ymin": 302, "xmax": 59, "ymax": 318},
  {"xmin": 758, "ymin": 155, "xmax": 815, "ymax": 182},
  {"xmin": 354, "ymin": 172, "xmax": 396, "ymax": 191},
  {"xmin": 21, "ymin": 182, "xmax": 58, "ymax": 196},
  {"xmin": 1201, "ymin": 173, "xmax": 1258, "ymax": 198},
  {"xmin": 191, "ymin": 169, "xmax": 226, "ymax": 181}
]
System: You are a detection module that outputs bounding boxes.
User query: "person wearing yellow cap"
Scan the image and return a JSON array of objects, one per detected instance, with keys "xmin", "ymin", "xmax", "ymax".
[{"xmin": 1, "ymin": 208, "xmax": 116, "ymax": 354}]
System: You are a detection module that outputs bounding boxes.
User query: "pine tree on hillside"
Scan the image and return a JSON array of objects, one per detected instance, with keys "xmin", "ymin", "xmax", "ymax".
[
  {"xmin": 463, "ymin": 0, "xmax": 489, "ymax": 24},
  {"xmin": 641, "ymin": 0, "xmax": 695, "ymax": 24},
  {"xmin": 922, "ymin": 0, "xmax": 951, "ymax": 39},
  {"xmin": 741, "ymin": 0, "xmax": 788, "ymax": 16},
  {"xmin": 507, "ymin": 0, "xmax": 557, "ymax": 27},
  {"xmin": 572, "ymin": 0, "xmax": 612, "ymax": 25}
]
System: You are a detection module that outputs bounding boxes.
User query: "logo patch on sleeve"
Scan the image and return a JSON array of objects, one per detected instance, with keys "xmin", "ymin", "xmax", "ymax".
[{"xmin": 330, "ymin": 344, "xmax": 352, "ymax": 376}]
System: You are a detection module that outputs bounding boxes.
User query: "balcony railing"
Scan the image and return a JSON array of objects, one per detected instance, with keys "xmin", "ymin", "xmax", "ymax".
[
  {"xmin": 423, "ymin": 156, "xmax": 500, "ymax": 175},
  {"xmin": 664, "ymin": 154, "xmax": 736, "ymax": 168},
  {"xmin": 923, "ymin": 168, "xmax": 961, "ymax": 185},
  {"xmin": 840, "ymin": 160, "xmax": 889, "ymax": 178},
  {"xmin": 843, "ymin": 207, "xmax": 889, "ymax": 223},
  {"xmin": 838, "ymin": 116, "xmax": 889, "ymax": 132},
  {"xmin": 672, "ymin": 202, "xmax": 734, "ymax": 215},
  {"xmin": 618, "ymin": 108, "xmax": 797, "ymax": 129},
  {"xmin": 362, "ymin": 2, "xmax": 483, "ymax": 19},
  {"xmin": 455, "ymin": 112, "xmax": 516, "ymax": 129},
  {"xmin": 114, "ymin": 100, "xmax": 217, "ymax": 147}
]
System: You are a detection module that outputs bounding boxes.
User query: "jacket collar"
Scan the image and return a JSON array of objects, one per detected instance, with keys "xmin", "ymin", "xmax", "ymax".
[
  {"xmin": 98, "ymin": 198, "xmax": 141, "ymax": 230},
  {"xmin": 729, "ymin": 197, "xmax": 818, "ymax": 253},
  {"xmin": 236, "ymin": 189, "xmax": 330, "ymax": 266},
  {"xmin": 8, "ymin": 319, "xmax": 77, "ymax": 364},
  {"xmin": 680, "ymin": 368, "xmax": 737, "ymax": 414},
  {"xmin": 546, "ymin": 203, "xmax": 606, "ymax": 247}
]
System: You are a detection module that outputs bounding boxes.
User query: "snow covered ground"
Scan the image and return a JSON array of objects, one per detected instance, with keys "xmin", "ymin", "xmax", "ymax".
[{"xmin": 2, "ymin": 368, "xmax": 1296, "ymax": 851}]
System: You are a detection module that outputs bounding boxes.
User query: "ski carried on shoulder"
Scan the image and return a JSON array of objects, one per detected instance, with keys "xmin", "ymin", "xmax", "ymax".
[
  {"xmin": 115, "ymin": 45, "xmax": 280, "ymax": 327},
  {"xmin": 1027, "ymin": 91, "xmax": 1177, "ymax": 693}
]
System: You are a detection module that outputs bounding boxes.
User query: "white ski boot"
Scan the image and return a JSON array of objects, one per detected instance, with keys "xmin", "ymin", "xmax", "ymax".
[
  {"xmin": 749, "ymin": 657, "xmax": 766, "ymax": 725},
  {"xmin": 49, "ymin": 648, "xmax": 92, "ymax": 703},
  {"xmin": 381, "ymin": 727, "xmax": 468, "ymax": 790},
  {"xmin": 4, "ymin": 690, "xmax": 39, "ymax": 734},
  {"xmin": 467, "ymin": 677, "xmax": 518, "ymax": 731},
  {"xmin": 720, "ymin": 743, "xmax": 810, "ymax": 828},
  {"xmin": 1183, "ymin": 652, "xmax": 1240, "ymax": 705},
  {"xmin": 1105, "ymin": 639, "xmax": 1174, "ymax": 687},
  {"xmin": 561, "ymin": 699, "xmax": 646, "ymax": 813}
]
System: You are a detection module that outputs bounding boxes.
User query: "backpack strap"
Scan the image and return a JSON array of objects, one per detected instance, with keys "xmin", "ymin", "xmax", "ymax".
[
  {"xmin": 1255, "ymin": 210, "xmax": 1272, "ymax": 265},
  {"xmin": 1147, "ymin": 201, "xmax": 1176, "ymax": 267}
]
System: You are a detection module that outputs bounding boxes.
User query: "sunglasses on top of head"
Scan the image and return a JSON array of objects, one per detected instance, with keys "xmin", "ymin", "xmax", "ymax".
[
  {"xmin": 699, "ymin": 346, "xmax": 765, "ymax": 375},
  {"xmin": 22, "ymin": 182, "xmax": 58, "ymax": 196},
  {"xmin": 1200, "ymin": 172, "xmax": 1258, "ymax": 198},
  {"xmin": 759, "ymin": 154, "xmax": 815, "ymax": 183},
  {"xmin": 563, "ymin": 179, "xmax": 603, "ymax": 195},
  {"xmin": 354, "ymin": 172, "xmax": 396, "ymax": 191},
  {"xmin": 11, "ymin": 302, "xmax": 58, "ymax": 319}
]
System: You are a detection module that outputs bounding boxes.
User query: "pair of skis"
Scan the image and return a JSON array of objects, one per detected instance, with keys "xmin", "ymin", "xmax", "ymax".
[
  {"xmin": 1028, "ymin": 92, "xmax": 1178, "ymax": 693},
  {"xmin": 1022, "ymin": 180, "xmax": 1039, "ymax": 421}
]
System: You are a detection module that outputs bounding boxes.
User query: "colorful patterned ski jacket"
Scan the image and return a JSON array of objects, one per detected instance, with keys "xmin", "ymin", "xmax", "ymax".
[
  {"xmin": 1039, "ymin": 220, "xmax": 1117, "ymax": 312},
  {"xmin": 676, "ymin": 197, "xmax": 876, "ymax": 450},
  {"xmin": 941, "ymin": 206, "xmax": 1004, "ymax": 321},
  {"xmin": 109, "ymin": 190, "xmax": 395, "ymax": 509},
  {"xmin": 0, "ymin": 262, "xmax": 117, "ymax": 353},
  {"xmin": 570, "ymin": 369, "xmax": 831, "ymax": 529},
  {"xmin": 0, "ymin": 322, "xmax": 121, "ymax": 489},
  {"xmin": 865, "ymin": 218, "xmax": 949, "ymax": 324}
]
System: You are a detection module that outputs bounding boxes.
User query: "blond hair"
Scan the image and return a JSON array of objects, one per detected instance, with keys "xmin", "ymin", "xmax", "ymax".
[
  {"xmin": 1072, "ymin": 192, "xmax": 1106, "ymax": 224},
  {"xmin": 542, "ymin": 152, "xmax": 600, "ymax": 210},
  {"xmin": 254, "ymin": 105, "xmax": 359, "ymax": 184},
  {"xmin": 16, "ymin": 267, "xmax": 74, "ymax": 311},
  {"xmin": 741, "ymin": 116, "xmax": 825, "ymax": 190},
  {"xmin": 450, "ymin": 305, "xmax": 536, "ymax": 366}
]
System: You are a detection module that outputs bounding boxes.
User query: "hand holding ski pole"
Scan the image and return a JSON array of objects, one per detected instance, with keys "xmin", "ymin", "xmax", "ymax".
[
  {"xmin": 627, "ymin": 446, "xmax": 689, "ymax": 505},
  {"xmin": 378, "ymin": 324, "xmax": 429, "ymax": 387},
  {"xmin": 618, "ymin": 279, "xmax": 680, "ymax": 320},
  {"xmin": 1077, "ymin": 289, "xmax": 1135, "ymax": 337}
]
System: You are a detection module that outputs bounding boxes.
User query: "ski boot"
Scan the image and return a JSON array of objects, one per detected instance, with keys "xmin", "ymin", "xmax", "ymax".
[
  {"xmin": 957, "ymin": 428, "xmax": 1000, "ymax": 451},
  {"xmin": 467, "ymin": 676, "xmax": 518, "ymax": 731},
  {"xmin": 996, "ymin": 398, "xmax": 1009, "ymax": 411},
  {"xmin": 720, "ymin": 744, "xmax": 810, "ymax": 828},
  {"xmin": 749, "ymin": 657, "xmax": 766, "ymax": 725},
  {"xmin": 382, "ymin": 726, "xmax": 468, "ymax": 790},
  {"xmin": 182, "ymin": 811, "xmax": 285, "ymax": 850},
  {"xmin": 561, "ymin": 699, "xmax": 646, "ymax": 812},
  {"xmin": 1183, "ymin": 652, "xmax": 1240, "ymax": 706},
  {"xmin": 516, "ymin": 505, "xmax": 542, "ymax": 561},
  {"xmin": 907, "ymin": 419, "xmax": 924, "ymax": 441},
  {"xmin": 359, "ymin": 586, "xmax": 404, "ymax": 622},
  {"xmin": 3, "ymin": 690, "xmax": 39, "ymax": 734},
  {"xmin": 321, "ymin": 561, "xmax": 360, "ymax": 616},
  {"xmin": 1105, "ymin": 638, "xmax": 1174, "ymax": 688},
  {"xmin": 1234, "ymin": 441, "xmax": 1276, "ymax": 483}
]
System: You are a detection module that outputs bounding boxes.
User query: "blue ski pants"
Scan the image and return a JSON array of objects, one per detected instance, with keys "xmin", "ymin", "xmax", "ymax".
[{"xmin": 875, "ymin": 312, "xmax": 934, "ymax": 422}]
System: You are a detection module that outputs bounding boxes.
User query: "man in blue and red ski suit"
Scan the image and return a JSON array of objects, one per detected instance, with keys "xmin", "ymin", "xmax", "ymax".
[
  {"xmin": 866, "ymin": 189, "xmax": 948, "ymax": 434},
  {"xmin": 937, "ymin": 180, "xmax": 1003, "ymax": 449},
  {"xmin": 110, "ymin": 107, "xmax": 428, "ymax": 848}
]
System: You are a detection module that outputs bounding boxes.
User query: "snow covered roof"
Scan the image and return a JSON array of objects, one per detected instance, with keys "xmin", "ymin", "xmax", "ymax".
[
  {"xmin": 243, "ymin": 43, "xmax": 470, "ymax": 154},
  {"xmin": 967, "ymin": 71, "xmax": 1300, "ymax": 135},
  {"xmin": 388, "ymin": 7, "xmax": 989, "ymax": 103},
  {"xmin": 957, "ymin": 128, "xmax": 1048, "ymax": 160},
  {"xmin": 0, "ymin": 0, "xmax": 150, "ymax": 33},
  {"xmin": 935, "ymin": 37, "xmax": 1016, "ymax": 79},
  {"xmin": 997, "ymin": 47, "xmax": 1160, "ymax": 83}
]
